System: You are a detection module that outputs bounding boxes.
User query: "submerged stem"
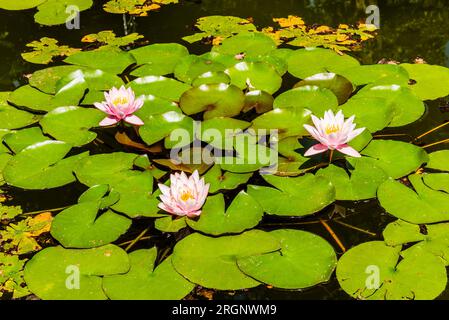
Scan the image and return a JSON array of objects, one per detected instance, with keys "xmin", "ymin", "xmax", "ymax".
[
  {"xmin": 413, "ymin": 121, "xmax": 449, "ymax": 142},
  {"xmin": 422, "ymin": 138, "xmax": 449, "ymax": 149},
  {"xmin": 125, "ymin": 227, "xmax": 150, "ymax": 252},
  {"xmin": 333, "ymin": 220, "xmax": 377, "ymax": 237},
  {"xmin": 21, "ymin": 206, "xmax": 71, "ymax": 216},
  {"xmin": 319, "ymin": 219, "xmax": 346, "ymax": 253}
]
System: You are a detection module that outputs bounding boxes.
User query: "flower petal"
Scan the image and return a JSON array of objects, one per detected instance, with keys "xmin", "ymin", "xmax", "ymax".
[
  {"xmin": 304, "ymin": 144, "xmax": 329, "ymax": 157},
  {"xmin": 124, "ymin": 115, "xmax": 144, "ymax": 126},
  {"xmin": 337, "ymin": 144, "xmax": 362, "ymax": 158},
  {"xmin": 99, "ymin": 116, "xmax": 119, "ymax": 127}
]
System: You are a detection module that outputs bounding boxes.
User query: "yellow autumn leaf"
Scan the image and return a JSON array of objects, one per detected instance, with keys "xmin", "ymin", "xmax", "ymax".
[
  {"xmin": 27, "ymin": 212, "xmax": 53, "ymax": 237},
  {"xmin": 273, "ymin": 15, "xmax": 305, "ymax": 28}
]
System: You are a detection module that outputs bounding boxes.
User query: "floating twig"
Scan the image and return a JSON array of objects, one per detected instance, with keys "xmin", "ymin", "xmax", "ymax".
[
  {"xmin": 319, "ymin": 219, "xmax": 346, "ymax": 253},
  {"xmin": 125, "ymin": 227, "xmax": 150, "ymax": 252}
]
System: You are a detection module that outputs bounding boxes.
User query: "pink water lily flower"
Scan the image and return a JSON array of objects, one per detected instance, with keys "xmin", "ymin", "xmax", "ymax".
[
  {"xmin": 303, "ymin": 110, "xmax": 365, "ymax": 158},
  {"xmin": 158, "ymin": 170, "xmax": 210, "ymax": 218},
  {"xmin": 94, "ymin": 86, "xmax": 144, "ymax": 126}
]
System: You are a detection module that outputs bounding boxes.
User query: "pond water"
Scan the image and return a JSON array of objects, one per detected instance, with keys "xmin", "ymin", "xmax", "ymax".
[{"xmin": 1, "ymin": 0, "xmax": 449, "ymax": 300}]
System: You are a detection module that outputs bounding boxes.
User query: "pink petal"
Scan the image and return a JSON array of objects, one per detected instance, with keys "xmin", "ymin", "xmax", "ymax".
[
  {"xmin": 94, "ymin": 102, "xmax": 109, "ymax": 113},
  {"xmin": 124, "ymin": 115, "xmax": 144, "ymax": 126},
  {"xmin": 337, "ymin": 144, "xmax": 362, "ymax": 158},
  {"xmin": 304, "ymin": 144, "xmax": 329, "ymax": 156},
  {"xmin": 99, "ymin": 116, "xmax": 119, "ymax": 127}
]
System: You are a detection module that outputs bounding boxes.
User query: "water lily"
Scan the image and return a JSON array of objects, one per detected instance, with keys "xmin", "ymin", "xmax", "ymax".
[
  {"xmin": 158, "ymin": 170, "xmax": 210, "ymax": 218},
  {"xmin": 94, "ymin": 86, "xmax": 144, "ymax": 126},
  {"xmin": 303, "ymin": 110, "xmax": 365, "ymax": 158}
]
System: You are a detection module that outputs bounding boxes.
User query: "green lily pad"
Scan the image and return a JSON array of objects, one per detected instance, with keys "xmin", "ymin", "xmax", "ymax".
[
  {"xmin": 287, "ymin": 48, "xmax": 359, "ymax": 79},
  {"xmin": 65, "ymin": 50, "xmax": 135, "ymax": 74},
  {"xmin": 174, "ymin": 55, "xmax": 228, "ymax": 84},
  {"xmin": 8, "ymin": 84, "xmax": 85, "ymax": 113},
  {"xmin": 187, "ymin": 191, "xmax": 263, "ymax": 236},
  {"xmin": 204, "ymin": 164, "xmax": 252, "ymax": 193},
  {"xmin": 275, "ymin": 137, "xmax": 309, "ymax": 176},
  {"xmin": 224, "ymin": 61, "xmax": 282, "ymax": 94},
  {"xmin": 273, "ymin": 86, "xmax": 338, "ymax": 116},
  {"xmin": 401, "ymin": 63, "xmax": 449, "ymax": 100},
  {"xmin": 24, "ymin": 245, "xmax": 129, "ymax": 300},
  {"xmin": 191, "ymin": 71, "xmax": 231, "ymax": 87},
  {"xmin": 129, "ymin": 76, "xmax": 191, "ymax": 102},
  {"xmin": 154, "ymin": 216, "xmax": 187, "ymax": 233},
  {"xmin": 378, "ymin": 174, "xmax": 449, "ymax": 224},
  {"xmin": 294, "ymin": 73, "xmax": 353, "ymax": 105},
  {"xmin": 3, "ymin": 141, "xmax": 88, "ymax": 190},
  {"xmin": 34, "ymin": 0, "xmax": 93, "ymax": 26},
  {"xmin": 340, "ymin": 64, "xmax": 410, "ymax": 86},
  {"xmin": 51, "ymin": 197, "xmax": 131, "ymax": 249},
  {"xmin": 361, "ymin": 140, "xmax": 428, "ymax": 179},
  {"xmin": 0, "ymin": 154, "xmax": 12, "ymax": 186},
  {"xmin": 0, "ymin": 93, "xmax": 39, "ymax": 129},
  {"xmin": 172, "ymin": 230, "xmax": 281, "ymax": 290},
  {"xmin": 103, "ymin": 248, "xmax": 194, "ymax": 300},
  {"xmin": 336, "ymin": 241, "xmax": 447, "ymax": 300},
  {"xmin": 2, "ymin": 127, "xmax": 49, "ymax": 154},
  {"xmin": 242, "ymin": 90, "xmax": 274, "ymax": 113},
  {"xmin": 40, "ymin": 106, "xmax": 104, "ymax": 147},
  {"xmin": 424, "ymin": 173, "xmax": 449, "ymax": 193},
  {"xmin": 316, "ymin": 157, "xmax": 389, "ymax": 201},
  {"xmin": 130, "ymin": 43, "xmax": 189, "ymax": 77},
  {"xmin": 179, "ymin": 83, "xmax": 245, "ymax": 119},
  {"xmin": 251, "ymin": 107, "xmax": 311, "ymax": 140},
  {"xmin": 427, "ymin": 150, "xmax": 449, "ymax": 172},
  {"xmin": 237, "ymin": 229, "xmax": 337, "ymax": 289},
  {"xmin": 247, "ymin": 174, "xmax": 335, "ymax": 217},
  {"xmin": 383, "ymin": 220, "xmax": 449, "ymax": 265},
  {"xmin": 0, "ymin": 0, "xmax": 46, "ymax": 10},
  {"xmin": 199, "ymin": 117, "xmax": 250, "ymax": 150},
  {"xmin": 212, "ymin": 32, "xmax": 277, "ymax": 58}
]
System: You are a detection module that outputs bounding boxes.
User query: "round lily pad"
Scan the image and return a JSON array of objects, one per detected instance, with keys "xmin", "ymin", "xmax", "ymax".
[
  {"xmin": 24, "ymin": 244, "xmax": 129, "ymax": 300},
  {"xmin": 427, "ymin": 150, "xmax": 449, "ymax": 172},
  {"xmin": 171, "ymin": 230, "xmax": 281, "ymax": 290},
  {"xmin": 129, "ymin": 76, "xmax": 191, "ymax": 102},
  {"xmin": 65, "ymin": 50, "xmax": 135, "ymax": 75},
  {"xmin": 247, "ymin": 173, "xmax": 336, "ymax": 217},
  {"xmin": 3, "ymin": 141, "xmax": 88, "ymax": 190},
  {"xmin": 0, "ymin": 93, "xmax": 39, "ymax": 129},
  {"xmin": 154, "ymin": 216, "xmax": 187, "ymax": 233},
  {"xmin": 179, "ymin": 83, "xmax": 245, "ymax": 119},
  {"xmin": 174, "ymin": 55, "xmax": 227, "ymax": 84},
  {"xmin": 103, "ymin": 248, "xmax": 194, "ymax": 300},
  {"xmin": 191, "ymin": 71, "xmax": 231, "ymax": 87},
  {"xmin": 238, "ymin": 229, "xmax": 337, "ymax": 289},
  {"xmin": 187, "ymin": 191, "xmax": 263, "ymax": 236},
  {"xmin": 401, "ymin": 63, "xmax": 449, "ymax": 100},
  {"xmin": 340, "ymin": 64, "xmax": 410, "ymax": 86},
  {"xmin": 203, "ymin": 164, "xmax": 252, "ymax": 193},
  {"xmin": 336, "ymin": 241, "xmax": 447, "ymax": 300},
  {"xmin": 287, "ymin": 48, "xmax": 360, "ymax": 79},
  {"xmin": 212, "ymin": 32, "xmax": 277, "ymax": 58},
  {"xmin": 199, "ymin": 117, "xmax": 250, "ymax": 150},
  {"xmin": 2, "ymin": 127, "xmax": 49, "ymax": 154},
  {"xmin": 34, "ymin": 0, "xmax": 93, "ymax": 26},
  {"xmin": 40, "ymin": 106, "xmax": 104, "ymax": 147},
  {"xmin": 0, "ymin": 0, "xmax": 46, "ymax": 10},
  {"xmin": 243, "ymin": 90, "xmax": 274, "ymax": 113}
]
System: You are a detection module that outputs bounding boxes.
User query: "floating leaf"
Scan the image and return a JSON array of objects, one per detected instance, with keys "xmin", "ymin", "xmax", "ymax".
[
  {"xmin": 187, "ymin": 191, "xmax": 263, "ymax": 236},
  {"xmin": 103, "ymin": 0, "xmax": 177, "ymax": 16},
  {"xmin": 103, "ymin": 248, "xmax": 194, "ymax": 300},
  {"xmin": 361, "ymin": 140, "xmax": 428, "ymax": 179},
  {"xmin": 336, "ymin": 241, "xmax": 447, "ymax": 300},
  {"xmin": 34, "ymin": 0, "xmax": 93, "ymax": 26},
  {"xmin": 287, "ymin": 48, "xmax": 359, "ymax": 79},
  {"xmin": 65, "ymin": 50, "xmax": 135, "ymax": 74},
  {"xmin": 2, "ymin": 127, "xmax": 49, "ymax": 154},
  {"xmin": 401, "ymin": 63, "xmax": 449, "ymax": 100},
  {"xmin": 0, "ymin": 204, "xmax": 23, "ymax": 221},
  {"xmin": 0, "ymin": 93, "xmax": 39, "ymax": 129},
  {"xmin": 427, "ymin": 150, "xmax": 449, "ymax": 172},
  {"xmin": 0, "ymin": 253, "xmax": 30, "ymax": 299},
  {"xmin": 3, "ymin": 141, "xmax": 88, "ymax": 190},
  {"xmin": 316, "ymin": 157, "xmax": 388, "ymax": 201},
  {"xmin": 199, "ymin": 117, "xmax": 250, "ymax": 150},
  {"xmin": 24, "ymin": 245, "xmax": 129, "ymax": 300},
  {"xmin": 154, "ymin": 216, "xmax": 187, "ymax": 233},
  {"xmin": 172, "ymin": 230, "xmax": 281, "ymax": 290},
  {"xmin": 0, "ymin": 0, "xmax": 45, "ymax": 10},
  {"xmin": 191, "ymin": 71, "xmax": 231, "ymax": 87},
  {"xmin": 21, "ymin": 37, "xmax": 80, "ymax": 65},
  {"xmin": 378, "ymin": 174, "xmax": 449, "ymax": 224},
  {"xmin": 182, "ymin": 16, "xmax": 257, "ymax": 44},
  {"xmin": 238, "ymin": 229, "xmax": 337, "ymax": 289},
  {"xmin": 174, "ymin": 54, "xmax": 229, "ymax": 84},
  {"xmin": 82, "ymin": 30, "xmax": 144, "ymax": 51},
  {"xmin": 179, "ymin": 83, "xmax": 245, "ymax": 119},
  {"xmin": 129, "ymin": 76, "xmax": 191, "ymax": 102},
  {"xmin": 130, "ymin": 43, "xmax": 189, "ymax": 77},
  {"xmin": 212, "ymin": 32, "xmax": 277, "ymax": 58},
  {"xmin": 40, "ymin": 106, "xmax": 104, "ymax": 147},
  {"xmin": 340, "ymin": 64, "xmax": 410, "ymax": 86},
  {"xmin": 203, "ymin": 164, "xmax": 252, "ymax": 193},
  {"xmin": 242, "ymin": 90, "xmax": 273, "ymax": 113},
  {"xmin": 247, "ymin": 174, "xmax": 335, "ymax": 217}
]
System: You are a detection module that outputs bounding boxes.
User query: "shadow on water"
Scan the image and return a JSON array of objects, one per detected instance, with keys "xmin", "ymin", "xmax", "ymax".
[{"xmin": 1, "ymin": 0, "xmax": 449, "ymax": 300}]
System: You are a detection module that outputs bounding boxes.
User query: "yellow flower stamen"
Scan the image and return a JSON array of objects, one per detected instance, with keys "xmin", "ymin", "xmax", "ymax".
[
  {"xmin": 180, "ymin": 191, "xmax": 194, "ymax": 202},
  {"xmin": 113, "ymin": 97, "xmax": 129, "ymax": 106},
  {"xmin": 325, "ymin": 125, "xmax": 340, "ymax": 135}
]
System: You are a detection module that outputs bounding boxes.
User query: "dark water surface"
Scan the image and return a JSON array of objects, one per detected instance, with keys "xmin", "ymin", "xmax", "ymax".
[{"xmin": 1, "ymin": 0, "xmax": 449, "ymax": 300}]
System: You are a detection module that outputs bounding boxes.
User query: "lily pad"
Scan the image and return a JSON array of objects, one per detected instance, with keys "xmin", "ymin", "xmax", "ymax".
[
  {"xmin": 129, "ymin": 76, "xmax": 191, "ymax": 102},
  {"xmin": 199, "ymin": 117, "xmax": 250, "ymax": 150},
  {"xmin": 340, "ymin": 64, "xmax": 410, "ymax": 86},
  {"xmin": 361, "ymin": 140, "xmax": 428, "ymax": 179},
  {"xmin": 401, "ymin": 63, "xmax": 449, "ymax": 100},
  {"xmin": 287, "ymin": 48, "xmax": 359, "ymax": 79},
  {"xmin": 242, "ymin": 90, "xmax": 274, "ymax": 113},
  {"xmin": 179, "ymin": 83, "xmax": 245, "ymax": 119},
  {"xmin": 187, "ymin": 191, "xmax": 263, "ymax": 236},
  {"xmin": 40, "ymin": 106, "xmax": 104, "ymax": 147},
  {"xmin": 0, "ymin": 93, "xmax": 40, "ymax": 129},
  {"xmin": 336, "ymin": 241, "xmax": 447, "ymax": 300},
  {"xmin": 378, "ymin": 174, "xmax": 449, "ymax": 224},
  {"xmin": 273, "ymin": 86, "xmax": 338, "ymax": 116},
  {"xmin": 174, "ymin": 55, "xmax": 228, "ymax": 84},
  {"xmin": 225, "ymin": 61, "xmax": 282, "ymax": 94},
  {"xmin": 427, "ymin": 150, "xmax": 449, "ymax": 172},
  {"xmin": 2, "ymin": 127, "xmax": 49, "ymax": 154},
  {"xmin": 130, "ymin": 43, "xmax": 189, "ymax": 76},
  {"xmin": 212, "ymin": 32, "xmax": 277, "ymax": 58},
  {"xmin": 294, "ymin": 73, "xmax": 353, "ymax": 104},
  {"xmin": 34, "ymin": 0, "xmax": 93, "ymax": 26},
  {"xmin": 0, "ymin": 0, "xmax": 46, "ymax": 10},
  {"xmin": 65, "ymin": 50, "xmax": 135, "ymax": 74},
  {"xmin": 172, "ymin": 230, "xmax": 281, "ymax": 290},
  {"xmin": 154, "ymin": 216, "xmax": 187, "ymax": 233},
  {"xmin": 191, "ymin": 71, "xmax": 231, "ymax": 87},
  {"xmin": 203, "ymin": 164, "xmax": 252, "ymax": 193},
  {"xmin": 103, "ymin": 248, "xmax": 194, "ymax": 300},
  {"xmin": 316, "ymin": 157, "xmax": 389, "ymax": 201},
  {"xmin": 24, "ymin": 245, "xmax": 129, "ymax": 300},
  {"xmin": 247, "ymin": 174, "xmax": 335, "ymax": 217},
  {"xmin": 238, "ymin": 229, "xmax": 337, "ymax": 289},
  {"xmin": 3, "ymin": 141, "xmax": 88, "ymax": 190}
]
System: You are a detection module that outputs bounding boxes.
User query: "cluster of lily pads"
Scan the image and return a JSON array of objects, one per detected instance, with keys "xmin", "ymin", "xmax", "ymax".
[{"xmin": 1, "ymin": 28, "xmax": 449, "ymax": 300}]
